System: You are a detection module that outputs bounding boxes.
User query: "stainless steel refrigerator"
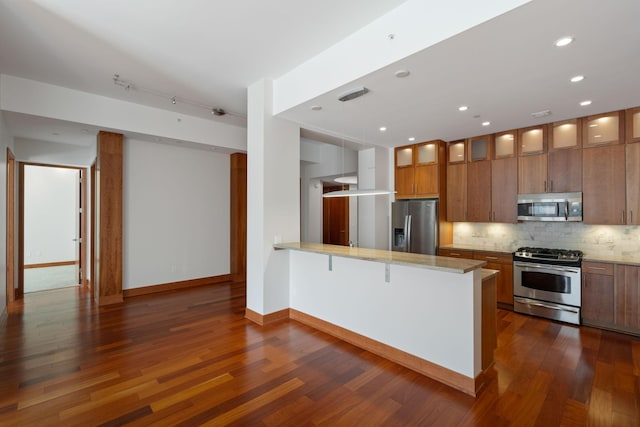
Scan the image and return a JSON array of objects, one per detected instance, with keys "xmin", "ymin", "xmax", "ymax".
[{"xmin": 391, "ymin": 199, "xmax": 438, "ymax": 255}]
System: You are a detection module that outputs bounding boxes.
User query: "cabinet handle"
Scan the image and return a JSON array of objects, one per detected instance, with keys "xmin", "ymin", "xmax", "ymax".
[
  {"xmin": 622, "ymin": 210, "xmax": 625, "ymax": 224},
  {"xmin": 544, "ymin": 180, "xmax": 547, "ymax": 192},
  {"xmin": 489, "ymin": 211, "xmax": 492, "ymax": 221},
  {"xmin": 486, "ymin": 256, "xmax": 499, "ymax": 260},
  {"xmin": 450, "ymin": 253, "xmax": 461, "ymax": 256},
  {"xmin": 587, "ymin": 267, "xmax": 605, "ymax": 271}
]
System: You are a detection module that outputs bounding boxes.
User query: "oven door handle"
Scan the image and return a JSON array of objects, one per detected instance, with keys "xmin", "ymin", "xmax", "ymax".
[
  {"xmin": 514, "ymin": 262, "xmax": 580, "ymax": 274},
  {"xmin": 520, "ymin": 299, "xmax": 579, "ymax": 314}
]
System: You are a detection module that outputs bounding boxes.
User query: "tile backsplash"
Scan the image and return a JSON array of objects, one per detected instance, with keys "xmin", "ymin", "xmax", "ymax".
[{"xmin": 453, "ymin": 222, "xmax": 640, "ymax": 258}]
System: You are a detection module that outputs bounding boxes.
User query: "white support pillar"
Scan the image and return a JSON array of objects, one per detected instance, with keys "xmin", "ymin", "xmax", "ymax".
[{"xmin": 246, "ymin": 79, "xmax": 300, "ymax": 317}]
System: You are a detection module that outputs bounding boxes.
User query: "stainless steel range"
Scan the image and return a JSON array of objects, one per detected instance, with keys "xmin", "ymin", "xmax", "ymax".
[{"xmin": 513, "ymin": 247, "xmax": 583, "ymax": 325}]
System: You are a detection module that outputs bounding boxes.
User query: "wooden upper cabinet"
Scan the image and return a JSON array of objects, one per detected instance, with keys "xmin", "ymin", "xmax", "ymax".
[
  {"xmin": 493, "ymin": 131, "xmax": 517, "ymax": 159},
  {"xmin": 467, "ymin": 160, "xmax": 491, "ymax": 222},
  {"xmin": 395, "ymin": 140, "xmax": 444, "ymax": 199},
  {"xmin": 627, "ymin": 143, "xmax": 640, "ymax": 225},
  {"xmin": 492, "ymin": 157, "xmax": 517, "ymax": 223},
  {"xmin": 548, "ymin": 149, "xmax": 582, "ymax": 193},
  {"xmin": 468, "ymin": 135, "xmax": 492, "ymax": 162},
  {"xmin": 394, "ymin": 144, "xmax": 415, "ymax": 198},
  {"xmin": 518, "ymin": 125, "xmax": 547, "ymax": 156},
  {"xmin": 582, "ymin": 110, "xmax": 625, "ymax": 147},
  {"xmin": 626, "ymin": 107, "xmax": 640, "ymax": 143},
  {"xmin": 448, "ymin": 140, "xmax": 466, "ymax": 164},
  {"xmin": 583, "ymin": 144, "xmax": 626, "ymax": 224},
  {"xmin": 518, "ymin": 154, "xmax": 547, "ymax": 194},
  {"xmin": 549, "ymin": 119, "xmax": 581, "ymax": 151},
  {"xmin": 446, "ymin": 162, "xmax": 467, "ymax": 222}
]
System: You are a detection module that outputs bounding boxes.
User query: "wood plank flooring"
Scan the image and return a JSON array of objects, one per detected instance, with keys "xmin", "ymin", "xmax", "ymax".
[{"xmin": 1, "ymin": 282, "xmax": 639, "ymax": 426}]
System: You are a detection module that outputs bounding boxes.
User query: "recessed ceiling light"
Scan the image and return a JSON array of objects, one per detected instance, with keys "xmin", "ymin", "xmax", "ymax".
[
  {"xmin": 580, "ymin": 100, "xmax": 592, "ymax": 106},
  {"xmin": 408, "ymin": 137, "xmax": 415, "ymax": 141},
  {"xmin": 482, "ymin": 121, "xmax": 491, "ymax": 126},
  {"xmin": 52, "ymin": 132, "xmax": 60, "ymax": 136},
  {"xmin": 310, "ymin": 105, "xmax": 322, "ymax": 111},
  {"xmin": 458, "ymin": 105, "xmax": 469, "ymax": 111},
  {"xmin": 570, "ymin": 75, "xmax": 584, "ymax": 83},
  {"xmin": 555, "ymin": 36, "xmax": 574, "ymax": 47},
  {"xmin": 379, "ymin": 126, "xmax": 387, "ymax": 132},
  {"xmin": 394, "ymin": 69, "xmax": 410, "ymax": 78}
]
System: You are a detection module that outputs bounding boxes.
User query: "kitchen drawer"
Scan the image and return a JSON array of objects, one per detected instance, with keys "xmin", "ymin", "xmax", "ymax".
[
  {"xmin": 582, "ymin": 261, "xmax": 614, "ymax": 276},
  {"xmin": 473, "ymin": 251, "xmax": 512, "ymax": 265},
  {"xmin": 438, "ymin": 248, "xmax": 473, "ymax": 259}
]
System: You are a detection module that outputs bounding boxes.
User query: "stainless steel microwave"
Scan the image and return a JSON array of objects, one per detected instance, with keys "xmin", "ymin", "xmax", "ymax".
[{"xmin": 517, "ymin": 192, "xmax": 582, "ymax": 222}]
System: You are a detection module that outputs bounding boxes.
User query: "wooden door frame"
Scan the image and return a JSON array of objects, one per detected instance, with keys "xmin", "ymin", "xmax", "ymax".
[
  {"xmin": 6, "ymin": 148, "xmax": 15, "ymax": 304},
  {"xmin": 15, "ymin": 162, "xmax": 89, "ymax": 297}
]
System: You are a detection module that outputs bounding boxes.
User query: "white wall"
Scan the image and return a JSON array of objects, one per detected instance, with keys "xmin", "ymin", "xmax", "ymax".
[
  {"xmin": 0, "ymin": 75, "xmax": 247, "ymax": 153},
  {"xmin": 24, "ymin": 166, "xmax": 77, "ymax": 265},
  {"xmin": 15, "ymin": 138, "xmax": 95, "ymax": 167},
  {"xmin": 247, "ymin": 79, "xmax": 300, "ymax": 315},
  {"xmin": 0, "ymin": 111, "xmax": 13, "ymax": 314},
  {"xmin": 123, "ymin": 138, "xmax": 230, "ymax": 289}
]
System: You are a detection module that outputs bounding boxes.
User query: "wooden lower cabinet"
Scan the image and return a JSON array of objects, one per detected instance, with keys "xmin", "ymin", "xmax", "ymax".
[
  {"xmin": 439, "ymin": 248, "xmax": 514, "ymax": 308},
  {"xmin": 473, "ymin": 251, "xmax": 513, "ymax": 307},
  {"xmin": 438, "ymin": 248, "xmax": 473, "ymax": 259},
  {"xmin": 614, "ymin": 264, "xmax": 640, "ymax": 331},
  {"xmin": 582, "ymin": 262, "xmax": 615, "ymax": 327}
]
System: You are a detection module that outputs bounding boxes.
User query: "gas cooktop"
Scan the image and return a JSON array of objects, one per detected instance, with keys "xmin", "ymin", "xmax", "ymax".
[{"xmin": 513, "ymin": 247, "xmax": 583, "ymax": 266}]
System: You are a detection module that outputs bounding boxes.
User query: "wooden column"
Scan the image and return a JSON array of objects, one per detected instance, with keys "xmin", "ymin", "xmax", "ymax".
[
  {"xmin": 230, "ymin": 153, "xmax": 247, "ymax": 282},
  {"xmin": 95, "ymin": 131, "xmax": 123, "ymax": 305}
]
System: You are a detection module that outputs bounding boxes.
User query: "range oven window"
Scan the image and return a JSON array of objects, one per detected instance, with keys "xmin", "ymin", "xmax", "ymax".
[{"xmin": 521, "ymin": 271, "xmax": 571, "ymax": 294}]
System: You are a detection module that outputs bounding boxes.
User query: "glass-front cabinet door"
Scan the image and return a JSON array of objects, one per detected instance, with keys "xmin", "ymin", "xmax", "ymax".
[
  {"xmin": 583, "ymin": 111, "xmax": 624, "ymax": 146},
  {"xmin": 448, "ymin": 140, "xmax": 466, "ymax": 164},
  {"xmin": 626, "ymin": 107, "xmax": 640, "ymax": 144},
  {"xmin": 494, "ymin": 131, "xmax": 517, "ymax": 158},
  {"xmin": 467, "ymin": 135, "xmax": 492, "ymax": 162},
  {"xmin": 518, "ymin": 125, "xmax": 547, "ymax": 155},
  {"xmin": 550, "ymin": 119, "xmax": 581, "ymax": 150}
]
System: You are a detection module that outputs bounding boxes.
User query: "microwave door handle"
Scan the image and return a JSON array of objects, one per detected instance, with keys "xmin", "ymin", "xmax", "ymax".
[{"xmin": 565, "ymin": 200, "xmax": 569, "ymax": 220}]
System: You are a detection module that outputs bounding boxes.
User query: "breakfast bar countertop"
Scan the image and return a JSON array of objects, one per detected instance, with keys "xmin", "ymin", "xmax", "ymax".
[{"xmin": 274, "ymin": 242, "xmax": 486, "ymax": 274}]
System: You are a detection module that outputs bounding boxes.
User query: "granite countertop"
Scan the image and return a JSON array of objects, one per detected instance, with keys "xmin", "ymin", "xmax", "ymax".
[
  {"xmin": 582, "ymin": 254, "xmax": 640, "ymax": 266},
  {"xmin": 439, "ymin": 244, "xmax": 516, "ymax": 254},
  {"xmin": 274, "ymin": 242, "xmax": 486, "ymax": 274},
  {"xmin": 482, "ymin": 269, "xmax": 500, "ymax": 281}
]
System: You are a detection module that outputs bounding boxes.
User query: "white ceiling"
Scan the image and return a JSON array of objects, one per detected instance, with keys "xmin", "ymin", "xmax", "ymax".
[{"xmin": 0, "ymin": 0, "xmax": 639, "ymax": 151}]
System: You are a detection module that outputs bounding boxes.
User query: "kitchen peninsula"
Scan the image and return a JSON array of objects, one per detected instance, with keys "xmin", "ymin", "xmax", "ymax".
[{"xmin": 271, "ymin": 242, "xmax": 496, "ymax": 396}]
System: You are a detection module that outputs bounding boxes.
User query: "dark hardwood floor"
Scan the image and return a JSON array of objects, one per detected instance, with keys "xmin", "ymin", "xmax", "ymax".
[{"xmin": 1, "ymin": 282, "xmax": 639, "ymax": 426}]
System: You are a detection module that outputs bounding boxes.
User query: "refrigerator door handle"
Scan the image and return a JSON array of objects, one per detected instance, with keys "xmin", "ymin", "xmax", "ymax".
[{"xmin": 406, "ymin": 215, "xmax": 412, "ymax": 252}]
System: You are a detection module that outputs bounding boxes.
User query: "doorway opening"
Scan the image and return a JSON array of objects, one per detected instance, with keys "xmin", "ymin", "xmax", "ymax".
[
  {"xmin": 322, "ymin": 185, "xmax": 350, "ymax": 246},
  {"xmin": 21, "ymin": 164, "xmax": 88, "ymax": 294}
]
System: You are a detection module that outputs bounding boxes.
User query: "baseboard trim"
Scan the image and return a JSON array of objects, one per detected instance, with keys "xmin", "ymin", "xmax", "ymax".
[
  {"xmin": 289, "ymin": 309, "xmax": 480, "ymax": 397},
  {"xmin": 24, "ymin": 260, "xmax": 77, "ymax": 269},
  {"xmin": 245, "ymin": 307, "xmax": 290, "ymax": 326},
  {"xmin": 123, "ymin": 274, "xmax": 232, "ymax": 298}
]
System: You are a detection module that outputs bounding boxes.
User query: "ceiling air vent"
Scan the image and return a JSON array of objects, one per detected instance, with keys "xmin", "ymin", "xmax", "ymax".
[{"xmin": 338, "ymin": 86, "xmax": 369, "ymax": 102}]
